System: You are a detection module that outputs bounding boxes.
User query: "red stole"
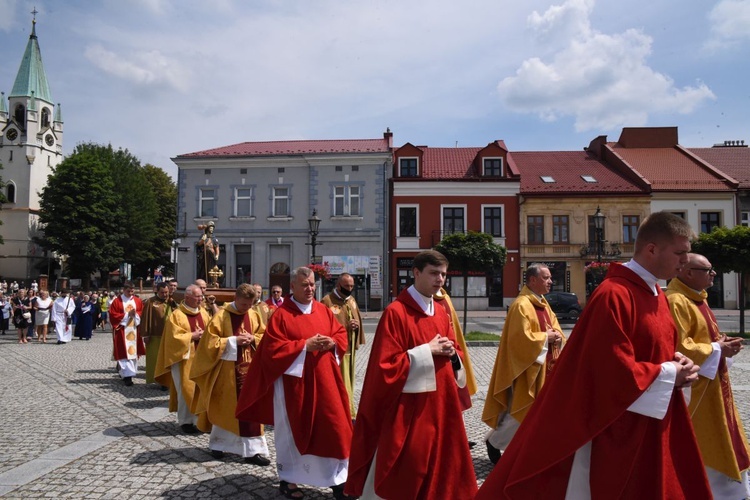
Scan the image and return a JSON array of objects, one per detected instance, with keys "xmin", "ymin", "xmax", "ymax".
[
  {"xmin": 229, "ymin": 312, "xmax": 261, "ymax": 438},
  {"xmin": 694, "ymin": 300, "xmax": 750, "ymax": 471},
  {"xmin": 186, "ymin": 312, "xmax": 205, "ymax": 348},
  {"xmin": 533, "ymin": 303, "xmax": 558, "ymax": 374}
]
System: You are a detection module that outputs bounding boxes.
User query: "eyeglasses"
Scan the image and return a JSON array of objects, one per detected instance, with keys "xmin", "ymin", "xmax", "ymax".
[{"xmin": 690, "ymin": 267, "xmax": 715, "ymax": 274}]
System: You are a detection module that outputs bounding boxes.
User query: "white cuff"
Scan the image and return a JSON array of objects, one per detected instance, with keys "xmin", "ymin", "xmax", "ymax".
[
  {"xmin": 626, "ymin": 362, "xmax": 676, "ymax": 420},
  {"xmin": 454, "ymin": 357, "xmax": 467, "ymax": 389},
  {"xmin": 403, "ymin": 343, "xmax": 436, "ymax": 393},
  {"xmin": 535, "ymin": 342, "xmax": 549, "ymax": 365},
  {"xmin": 221, "ymin": 337, "xmax": 237, "ymax": 361},
  {"xmin": 284, "ymin": 349, "xmax": 306, "ymax": 378},
  {"xmin": 698, "ymin": 343, "xmax": 721, "ymax": 380}
]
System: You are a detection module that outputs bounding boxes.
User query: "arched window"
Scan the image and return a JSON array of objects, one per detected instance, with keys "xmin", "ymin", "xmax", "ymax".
[
  {"xmin": 41, "ymin": 108, "xmax": 51, "ymax": 128},
  {"xmin": 13, "ymin": 104, "xmax": 25, "ymax": 128},
  {"xmin": 6, "ymin": 182, "xmax": 16, "ymax": 203}
]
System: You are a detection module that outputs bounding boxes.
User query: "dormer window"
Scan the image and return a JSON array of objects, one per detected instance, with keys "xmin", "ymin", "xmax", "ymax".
[
  {"xmin": 483, "ymin": 158, "xmax": 503, "ymax": 176},
  {"xmin": 399, "ymin": 158, "xmax": 418, "ymax": 177},
  {"xmin": 541, "ymin": 176, "xmax": 556, "ymax": 183}
]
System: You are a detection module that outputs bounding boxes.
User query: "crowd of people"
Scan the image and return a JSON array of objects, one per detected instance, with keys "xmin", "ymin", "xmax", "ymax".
[
  {"xmin": 0, "ymin": 286, "xmax": 114, "ymax": 344},
  {"xmin": 6, "ymin": 211, "xmax": 749, "ymax": 499}
]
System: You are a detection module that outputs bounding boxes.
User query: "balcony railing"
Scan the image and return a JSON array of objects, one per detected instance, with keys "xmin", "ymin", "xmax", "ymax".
[{"xmin": 521, "ymin": 242, "xmax": 633, "ymax": 258}]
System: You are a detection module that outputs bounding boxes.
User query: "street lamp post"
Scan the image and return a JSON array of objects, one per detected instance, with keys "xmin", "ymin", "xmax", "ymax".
[
  {"xmin": 307, "ymin": 209, "xmax": 322, "ymax": 264},
  {"xmin": 593, "ymin": 206, "xmax": 605, "ymax": 264}
]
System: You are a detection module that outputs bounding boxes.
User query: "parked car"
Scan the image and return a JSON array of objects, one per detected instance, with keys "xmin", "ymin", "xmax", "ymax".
[{"xmin": 544, "ymin": 291, "xmax": 583, "ymax": 320}]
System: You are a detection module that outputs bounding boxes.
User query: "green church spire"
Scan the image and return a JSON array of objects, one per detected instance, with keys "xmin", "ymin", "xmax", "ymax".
[{"xmin": 10, "ymin": 14, "xmax": 53, "ymax": 103}]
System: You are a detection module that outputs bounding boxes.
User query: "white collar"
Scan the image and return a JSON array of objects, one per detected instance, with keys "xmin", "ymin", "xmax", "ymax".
[
  {"xmin": 407, "ymin": 285, "xmax": 434, "ymax": 316},
  {"xmin": 623, "ymin": 259, "xmax": 660, "ymax": 296},
  {"xmin": 291, "ymin": 296, "xmax": 313, "ymax": 314}
]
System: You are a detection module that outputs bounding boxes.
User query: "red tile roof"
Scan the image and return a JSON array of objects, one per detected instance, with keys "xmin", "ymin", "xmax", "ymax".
[
  {"xmin": 176, "ymin": 138, "xmax": 391, "ymax": 158},
  {"xmin": 609, "ymin": 144, "xmax": 736, "ymax": 192},
  {"xmin": 395, "ymin": 141, "xmax": 521, "ymax": 180},
  {"xmin": 688, "ymin": 147, "xmax": 750, "ymax": 189},
  {"xmin": 512, "ymin": 151, "xmax": 646, "ymax": 194}
]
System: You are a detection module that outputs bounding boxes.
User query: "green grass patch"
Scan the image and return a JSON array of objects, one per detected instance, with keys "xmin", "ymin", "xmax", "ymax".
[{"xmin": 464, "ymin": 331, "xmax": 499, "ymax": 341}]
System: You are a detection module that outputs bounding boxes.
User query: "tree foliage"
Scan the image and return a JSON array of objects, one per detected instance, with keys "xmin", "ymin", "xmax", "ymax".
[
  {"xmin": 38, "ymin": 143, "xmax": 177, "ymax": 285},
  {"xmin": 435, "ymin": 231, "xmax": 507, "ymax": 332},
  {"xmin": 691, "ymin": 225, "xmax": 750, "ymax": 333}
]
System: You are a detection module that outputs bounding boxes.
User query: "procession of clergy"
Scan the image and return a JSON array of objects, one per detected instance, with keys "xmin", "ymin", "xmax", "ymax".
[{"xmin": 110, "ymin": 211, "xmax": 749, "ymax": 500}]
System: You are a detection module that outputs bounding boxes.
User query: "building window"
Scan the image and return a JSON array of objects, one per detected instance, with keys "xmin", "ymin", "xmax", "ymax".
[
  {"xmin": 527, "ymin": 216, "xmax": 544, "ymax": 244},
  {"xmin": 234, "ymin": 187, "xmax": 253, "ymax": 217},
  {"xmin": 333, "ymin": 185, "xmax": 361, "ymax": 217},
  {"xmin": 272, "ymin": 187, "xmax": 290, "ymax": 217},
  {"xmin": 622, "ymin": 215, "xmax": 640, "ymax": 243},
  {"xmin": 398, "ymin": 206, "xmax": 417, "ymax": 237},
  {"xmin": 552, "ymin": 215, "xmax": 569, "ymax": 243},
  {"xmin": 6, "ymin": 183, "xmax": 15, "ymax": 203},
  {"xmin": 442, "ymin": 206, "xmax": 465, "ymax": 235},
  {"xmin": 199, "ymin": 188, "xmax": 216, "ymax": 218},
  {"xmin": 335, "ymin": 166, "xmax": 343, "ymax": 172},
  {"xmin": 240, "ymin": 168, "xmax": 247, "ymax": 174},
  {"xmin": 700, "ymin": 212, "xmax": 721, "ymax": 233},
  {"xmin": 352, "ymin": 165, "xmax": 359, "ymax": 172},
  {"xmin": 483, "ymin": 158, "xmax": 503, "ymax": 176},
  {"xmin": 483, "ymin": 206, "xmax": 504, "ymax": 237},
  {"xmin": 742, "ymin": 211, "xmax": 750, "ymax": 227},
  {"xmin": 204, "ymin": 169, "xmax": 211, "ymax": 175},
  {"xmin": 399, "ymin": 158, "xmax": 418, "ymax": 177},
  {"xmin": 670, "ymin": 211, "xmax": 686, "ymax": 219},
  {"xmin": 41, "ymin": 108, "xmax": 51, "ymax": 128}
]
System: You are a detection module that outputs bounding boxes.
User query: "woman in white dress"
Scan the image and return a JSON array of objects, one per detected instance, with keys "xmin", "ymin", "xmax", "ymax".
[{"xmin": 34, "ymin": 290, "xmax": 53, "ymax": 343}]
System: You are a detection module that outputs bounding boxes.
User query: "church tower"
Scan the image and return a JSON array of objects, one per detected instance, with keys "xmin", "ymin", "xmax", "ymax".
[{"xmin": 0, "ymin": 11, "xmax": 63, "ymax": 283}]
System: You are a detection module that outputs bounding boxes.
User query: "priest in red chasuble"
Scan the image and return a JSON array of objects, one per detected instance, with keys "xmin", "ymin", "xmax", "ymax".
[
  {"xmin": 345, "ymin": 250, "xmax": 477, "ymax": 500},
  {"xmin": 109, "ymin": 281, "xmax": 145, "ymax": 387},
  {"xmin": 477, "ymin": 211, "xmax": 711, "ymax": 499},
  {"xmin": 667, "ymin": 253, "xmax": 750, "ymax": 498},
  {"xmin": 190, "ymin": 283, "xmax": 270, "ymax": 466},
  {"xmin": 482, "ymin": 262, "xmax": 564, "ymax": 464},
  {"xmin": 236, "ymin": 266, "xmax": 352, "ymax": 500}
]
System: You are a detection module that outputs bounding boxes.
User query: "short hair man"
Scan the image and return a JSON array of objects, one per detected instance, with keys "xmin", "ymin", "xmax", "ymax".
[
  {"xmin": 266, "ymin": 285, "xmax": 284, "ymax": 308},
  {"xmin": 236, "ymin": 267, "xmax": 352, "ymax": 499},
  {"xmin": 251, "ymin": 283, "xmax": 273, "ymax": 325},
  {"xmin": 194, "ymin": 279, "xmax": 218, "ymax": 316},
  {"xmin": 667, "ymin": 253, "xmax": 750, "ymax": 497},
  {"xmin": 189, "ymin": 283, "xmax": 270, "ymax": 466},
  {"xmin": 321, "ymin": 273, "xmax": 365, "ymax": 418},
  {"xmin": 155, "ymin": 284, "xmax": 210, "ymax": 434},
  {"xmin": 477, "ymin": 211, "xmax": 710, "ymax": 499},
  {"xmin": 141, "ymin": 282, "xmax": 171, "ymax": 385},
  {"xmin": 109, "ymin": 281, "xmax": 145, "ymax": 386},
  {"xmin": 482, "ymin": 263, "xmax": 564, "ymax": 463},
  {"xmin": 346, "ymin": 250, "xmax": 477, "ymax": 499}
]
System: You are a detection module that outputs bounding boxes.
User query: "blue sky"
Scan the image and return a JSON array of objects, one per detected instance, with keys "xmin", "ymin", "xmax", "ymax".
[{"xmin": 1, "ymin": 0, "xmax": 748, "ymax": 178}]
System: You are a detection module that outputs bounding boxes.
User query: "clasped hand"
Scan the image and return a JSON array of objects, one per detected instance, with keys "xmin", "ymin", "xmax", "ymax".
[
  {"xmin": 429, "ymin": 334, "xmax": 455, "ymax": 357},
  {"xmin": 546, "ymin": 328, "xmax": 562, "ymax": 346},
  {"xmin": 236, "ymin": 332, "xmax": 253, "ymax": 347},
  {"xmin": 673, "ymin": 352, "xmax": 700, "ymax": 388},
  {"xmin": 191, "ymin": 327, "xmax": 203, "ymax": 342},
  {"xmin": 719, "ymin": 334, "xmax": 743, "ymax": 358},
  {"xmin": 306, "ymin": 333, "xmax": 335, "ymax": 352}
]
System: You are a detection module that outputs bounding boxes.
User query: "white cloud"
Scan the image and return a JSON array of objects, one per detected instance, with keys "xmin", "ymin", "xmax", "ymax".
[
  {"xmin": 498, "ymin": 0, "xmax": 716, "ymax": 132},
  {"xmin": 706, "ymin": 0, "xmax": 750, "ymax": 50},
  {"xmin": 84, "ymin": 44, "xmax": 191, "ymax": 93}
]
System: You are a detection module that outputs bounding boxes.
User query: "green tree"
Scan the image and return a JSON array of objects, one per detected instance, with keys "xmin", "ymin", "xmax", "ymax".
[
  {"xmin": 38, "ymin": 150, "xmax": 124, "ymax": 287},
  {"xmin": 691, "ymin": 225, "xmax": 750, "ymax": 334},
  {"xmin": 138, "ymin": 164, "xmax": 177, "ymax": 277},
  {"xmin": 435, "ymin": 231, "xmax": 507, "ymax": 333}
]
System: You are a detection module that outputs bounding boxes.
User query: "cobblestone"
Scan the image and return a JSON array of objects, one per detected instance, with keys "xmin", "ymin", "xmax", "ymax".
[{"xmin": 1, "ymin": 314, "xmax": 749, "ymax": 498}]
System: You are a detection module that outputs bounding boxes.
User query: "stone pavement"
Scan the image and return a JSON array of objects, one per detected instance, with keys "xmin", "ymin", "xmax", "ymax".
[{"xmin": 1, "ymin": 321, "xmax": 750, "ymax": 499}]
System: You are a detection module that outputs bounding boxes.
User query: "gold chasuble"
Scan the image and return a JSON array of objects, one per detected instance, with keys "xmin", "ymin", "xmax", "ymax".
[
  {"xmin": 154, "ymin": 302, "xmax": 209, "ymax": 415},
  {"xmin": 434, "ymin": 288, "xmax": 478, "ymax": 400},
  {"xmin": 321, "ymin": 290, "xmax": 365, "ymax": 417},
  {"xmin": 482, "ymin": 285, "xmax": 564, "ymax": 428},
  {"xmin": 667, "ymin": 278, "xmax": 750, "ymax": 480},
  {"xmin": 190, "ymin": 303, "xmax": 265, "ymax": 435},
  {"xmin": 141, "ymin": 296, "xmax": 171, "ymax": 383}
]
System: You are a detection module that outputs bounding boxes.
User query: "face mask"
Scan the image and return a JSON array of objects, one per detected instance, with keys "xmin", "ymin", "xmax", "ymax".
[{"xmin": 339, "ymin": 287, "xmax": 352, "ymax": 297}]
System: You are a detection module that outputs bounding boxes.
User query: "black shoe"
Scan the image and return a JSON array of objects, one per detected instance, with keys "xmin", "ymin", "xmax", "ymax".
[
  {"xmin": 181, "ymin": 424, "xmax": 200, "ymax": 434},
  {"xmin": 57, "ymin": 340, "xmax": 64, "ymax": 345},
  {"xmin": 469, "ymin": 441, "xmax": 477, "ymax": 449},
  {"xmin": 486, "ymin": 440, "xmax": 502, "ymax": 465},
  {"xmin": 279, "ymin": 481, "xmax": 305, "ymax": 499},
  {"xmin": 123, "ymin": 377, "xmax": 133, "ymax": 386},
  {"xmin": 210, "ymin": 449, "xmax": 225, "ymax": 459},
  {"xmin": 160, "ymin": 385, "xmax": 168, "ymax": 391},
  {"xmin": 244, "ymin": 454, "xmax": 271, "ymax": 466},
  {"xmin": 331, "ymin": 484, "xmax": 357, "ymax": 500}
]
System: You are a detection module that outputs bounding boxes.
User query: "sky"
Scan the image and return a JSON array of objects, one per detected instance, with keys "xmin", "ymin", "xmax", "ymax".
[{"xmin": 0, "ymin": 0, "xmax": 748, "ymax": 178}]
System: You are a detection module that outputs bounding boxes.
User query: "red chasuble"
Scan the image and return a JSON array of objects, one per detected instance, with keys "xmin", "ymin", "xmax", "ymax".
[
  {"xmin": 477, "ymin": 263, "xmax": 710, "ymax": 500},
  {"xmin": 235, "ymin": 299, "xmax": 352, "ymax": 459},
  {"xmin": 109, "ymin": 295, "xmax": 145, "ymax": 360},
  {"xmin": 345, "ymin": 290, "xmax": 477, "ymax": 499}
]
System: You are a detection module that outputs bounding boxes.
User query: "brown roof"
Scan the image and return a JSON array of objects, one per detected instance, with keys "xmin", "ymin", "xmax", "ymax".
[
  {"xmin": 396, "ymin": 141, "xmax": 521, "ymax": 180},
  {"xmin": 689, "ymin": 147, "xmax": 750, "ymax": 189},
  {"xmin": 176, "ymin": 138, "xmax": 391, "ymax": 158},
  {"xmin": 513, "ymin": 151, "xmax": 646, "ymax": 194},
  {"xmin": 609, "ymin": 144, "xmax": 736, "ymax": 191}
]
